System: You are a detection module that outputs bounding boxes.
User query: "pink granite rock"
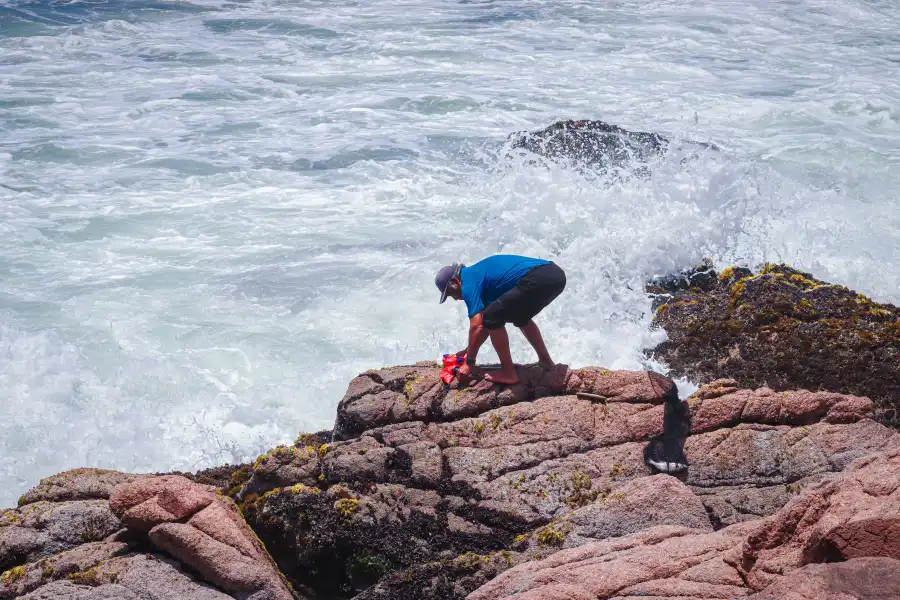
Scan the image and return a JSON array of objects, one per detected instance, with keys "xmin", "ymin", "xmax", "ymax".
[
  {"xmin": 109, "ymin": 475, "xmax": 215, "ymax": 533},
  {"xmin": 469, "ymin": 448, "xmax": 900, "ymax": 600},
  {"xmin": 246, "ymin": 362, "xmax": 899, "ymax": 600},
  {"xmin": 109, "ymin": 475, "xmax": 295, "ymax": 600},
  {"xmin": 468, "ymin": 524, "xmax": 753, "ymax": 600},
  {"xmin": 748, "ymin": 557, "xmax": 900, "ymax": 600},
  {"xmin": 739, "ymin": 448, "xmax": 900, "ymax": 589}
]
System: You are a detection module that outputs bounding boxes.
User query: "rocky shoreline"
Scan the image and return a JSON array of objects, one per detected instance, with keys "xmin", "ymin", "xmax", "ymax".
[{"xmin": 2, "ymin": 263, "xmax": 898, "ymax": 600}]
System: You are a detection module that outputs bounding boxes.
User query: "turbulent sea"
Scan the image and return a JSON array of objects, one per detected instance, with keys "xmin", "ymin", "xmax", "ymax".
[{"xmin": 1, "ymin": 0, "xmax": 899, "ymax": 507}]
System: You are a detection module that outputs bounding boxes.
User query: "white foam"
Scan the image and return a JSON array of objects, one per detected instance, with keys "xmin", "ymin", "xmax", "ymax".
[{"xmin": 1, "ymin": 0, "xmax": 898, "ymax": 507}]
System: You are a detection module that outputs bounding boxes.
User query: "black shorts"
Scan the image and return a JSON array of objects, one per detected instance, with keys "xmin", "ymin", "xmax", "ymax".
[{"xmin": 482, "ymin": 262, "xmax": 566, "ymax": 329}]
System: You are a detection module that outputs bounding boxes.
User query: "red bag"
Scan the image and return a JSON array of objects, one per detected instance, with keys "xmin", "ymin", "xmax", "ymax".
[{"xmin": 440, "ymin": 351, "xmax": 467, "ymax": 385}]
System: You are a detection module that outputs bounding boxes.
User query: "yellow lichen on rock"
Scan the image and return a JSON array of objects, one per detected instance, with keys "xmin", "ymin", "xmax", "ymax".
[
  {"xmin": 729, "ymin": 278, "xmax": 747, "ymax": 309},
  {"xmin": 790, "ymin": 273, "xmax": 817, "ymax": 288},
  {"xmin": 288, "ymin": 483, "xmax": 321, "ymax": 495},
  {"xmin": 226, "ymin": 464, "xmax": 253, "ymax": 497},
  {"xmin": 1, "ymin": 566, "xmax": 26, "ymax": 585},
  {"xmin": 335, "ymin": 498, "xmax": 359, "ymax": 519},
  {"xmin": 294, "ymin": 433, "xmax": 321, "ymax": 447},
  {"xmin": 564, "ymin": 470, "xmax": 596, "ymax": 508},
  {"xmin": 0, "ymin": 509, "xmax": 21, "ymax": 525},
  {"xmin": 491, "ymin": 414, "xmax": 502, "ymax": 431},
  {"xmin": 718, "ymin": 266, "xmax": 736, "ymax": 281},
  {"xmin": 536, "ymin": 525, "xmax": 566, "ymax": 548}
]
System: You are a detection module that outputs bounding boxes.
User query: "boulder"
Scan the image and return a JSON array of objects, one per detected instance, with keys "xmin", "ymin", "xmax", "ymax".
[
  {"xmin": 509, "ymin": 119, "xmax": 668, "ymax": 166},
  {"xmin": 240, "ymin": 435, "xmax": 329, "ymax": 501},
  {"xmin": 333, "ymin": 364, "xmax": 675, "ymax": 441},
  {"xmin": 514, "ymin": 475, "xmax": 713, "ymax": 554},
  {"xmin": 3, "ymin": 472, "xmax": 297, "ymax": 600},
  {"xmin": 109, "ymin": 475, "xmax": 216, "ymax": 533},
  {"xmin": 18, "ymin": 580, "xmax": 141, "ymax": 599},
  {"xmin": 110, "ymin": 475, "xmax": 295, "ymax": 600},
  {"xmin": 650, "ymin": 263, "xmax": 899, "ymax": 421}
]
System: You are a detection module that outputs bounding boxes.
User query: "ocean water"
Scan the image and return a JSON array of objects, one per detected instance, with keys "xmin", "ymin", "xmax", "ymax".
[{"xmin": 1, "ymin": 0, "xmax": 898, "ymax": 508}]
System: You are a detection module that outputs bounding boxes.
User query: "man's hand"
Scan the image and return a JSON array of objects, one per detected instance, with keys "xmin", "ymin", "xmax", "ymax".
[{"xmin": 457, "ymin": 362, "xmax": 474, "ymax": 386}]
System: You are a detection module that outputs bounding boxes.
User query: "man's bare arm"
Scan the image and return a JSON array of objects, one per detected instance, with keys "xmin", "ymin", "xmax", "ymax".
[{"xmin": 466, "ymin": 312, "xmax": 489, "ymax": 362}]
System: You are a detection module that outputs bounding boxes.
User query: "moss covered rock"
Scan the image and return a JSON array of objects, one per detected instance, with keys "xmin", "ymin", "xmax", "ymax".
[{"xmin": 650, "ymin": 263, "xmax": 899, "ymax": 421}]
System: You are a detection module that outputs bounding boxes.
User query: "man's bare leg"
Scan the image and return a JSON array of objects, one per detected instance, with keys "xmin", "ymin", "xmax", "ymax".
[
  {"xmin": 484, "ymin": 326, "xmax": 519, "ymax": 385},
  {"xmin": 518, "ymin": 320, "xmax": 554, "ymax": 367}
]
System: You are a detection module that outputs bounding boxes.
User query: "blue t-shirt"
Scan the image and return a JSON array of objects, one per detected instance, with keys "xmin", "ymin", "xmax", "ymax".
[{"xmin": 460, "ymin": 255, "xmax": 550, "ymax": 318}]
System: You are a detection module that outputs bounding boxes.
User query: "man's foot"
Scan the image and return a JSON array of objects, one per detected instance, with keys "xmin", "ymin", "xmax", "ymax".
[
  {"xmin": 537, "ymin": 359, "xmax": 555, "ymax": 369},
  {"xmin": 484, "ymin": 368, "xmax": 520, "ymax": 386}
]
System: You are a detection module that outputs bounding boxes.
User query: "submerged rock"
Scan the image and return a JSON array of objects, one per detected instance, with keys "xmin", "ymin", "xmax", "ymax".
[
  {"xmin": 507, "ymin": 119, "xmax": 716, "ymax": 172},
  {"xmin": 650, "ymin": 263, "xmax": 900, "ymax": 422}
]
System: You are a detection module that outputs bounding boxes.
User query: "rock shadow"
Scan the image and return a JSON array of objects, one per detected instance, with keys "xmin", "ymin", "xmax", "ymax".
[{"xmin": 643, "ymin": 390, "xmax": 691, "ymax": 479}]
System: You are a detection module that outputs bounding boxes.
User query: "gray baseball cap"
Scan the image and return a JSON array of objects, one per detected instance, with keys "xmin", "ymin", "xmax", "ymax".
[{"xmin": 435, "ymin": 263, "xmax": 462, "ymax": 303}]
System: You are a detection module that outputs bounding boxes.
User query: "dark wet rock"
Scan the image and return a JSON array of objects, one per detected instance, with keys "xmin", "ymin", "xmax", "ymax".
[
  {"xmin": 173, "ymin": 463, "xmax": 250, "ymax": 494},
  {"xmin": 354, "ymin": 550, "xmax": 517, "ymax": 600},
  {"xmin": 650, "ymin": 263, "xmax": 900, "ymax": 421},
  {"xmin": 240, "ymin": 441, "xmax": 327, "ymax": 502},
  {"xmin": 507, "ymin": 119, "xmax": 716, "ymax": 172},
  {"xmin": 645, "ymin": 258, "xmax": 721, "ymax": 309}
]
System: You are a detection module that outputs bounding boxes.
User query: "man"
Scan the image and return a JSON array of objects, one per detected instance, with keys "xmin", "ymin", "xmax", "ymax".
[{"xmin": 435, "ymin": 255, "xmax": 566, "ymax": 385}]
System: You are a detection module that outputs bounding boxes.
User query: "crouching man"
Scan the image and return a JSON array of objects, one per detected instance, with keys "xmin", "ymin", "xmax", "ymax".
[{"xmin": 435, "ymin": 255, "xmax": 566, "ymax": 385}]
